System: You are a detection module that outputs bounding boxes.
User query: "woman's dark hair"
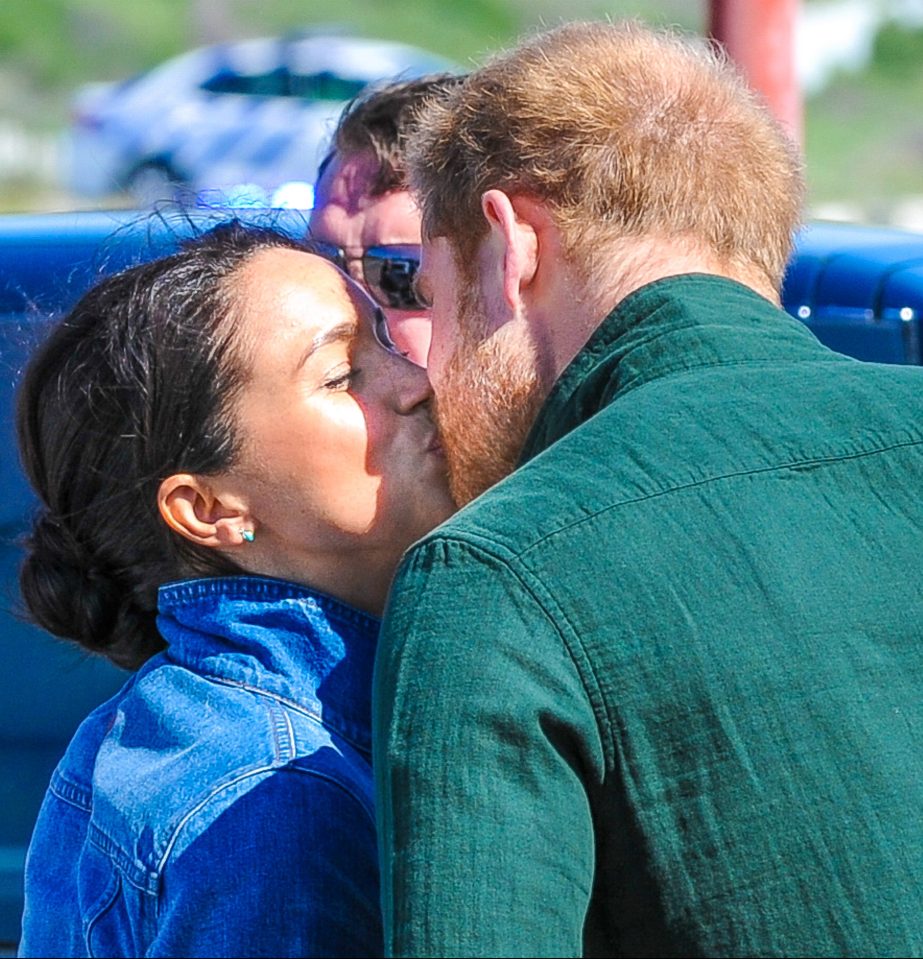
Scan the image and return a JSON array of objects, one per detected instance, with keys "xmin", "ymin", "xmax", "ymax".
[{"xmin": 17, "ymin": 219, "xmax": 309, "ymax": 669}]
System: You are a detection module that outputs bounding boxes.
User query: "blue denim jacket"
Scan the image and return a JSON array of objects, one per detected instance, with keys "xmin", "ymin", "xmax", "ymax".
[{"xmin": 18, "ymin": 575, "xmax": 383, "ymax": 958}]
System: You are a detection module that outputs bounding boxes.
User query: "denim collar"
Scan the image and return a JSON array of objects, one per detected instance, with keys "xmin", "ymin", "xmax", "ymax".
[{"xmin": 157, "ymin": 575, "xmax": 380, "ymax": 754}]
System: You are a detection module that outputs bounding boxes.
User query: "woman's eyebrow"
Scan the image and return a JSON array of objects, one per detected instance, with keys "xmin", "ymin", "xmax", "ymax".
[{"xmin": 296, "ymin": 321, "xmax": 357, "ymax": 371}]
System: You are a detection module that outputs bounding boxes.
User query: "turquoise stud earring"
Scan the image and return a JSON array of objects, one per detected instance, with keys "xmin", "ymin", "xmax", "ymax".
[{"xmin": 240, "ymin": 529, "xmax": 255, "ymax": 543}]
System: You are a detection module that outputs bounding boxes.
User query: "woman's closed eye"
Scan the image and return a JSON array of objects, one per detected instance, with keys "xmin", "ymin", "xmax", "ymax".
[{"xmin": 322, "ymin": 365, "xmax": 361, "ymax": 391}]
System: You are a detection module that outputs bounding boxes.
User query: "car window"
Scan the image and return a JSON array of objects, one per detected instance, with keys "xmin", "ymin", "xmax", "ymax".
[
  {"xmin": 289, "ymin": 71, "xmax": 366, "ymax": 101},
  {"xmin": 201, "ymin": 66, "xmax": 290, "ymax": 97}
]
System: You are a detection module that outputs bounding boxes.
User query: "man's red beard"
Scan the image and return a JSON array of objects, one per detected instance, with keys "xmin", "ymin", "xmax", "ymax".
[{"xmin": 433, "ymin": 288, "xmax": 545, "ymax": 507}]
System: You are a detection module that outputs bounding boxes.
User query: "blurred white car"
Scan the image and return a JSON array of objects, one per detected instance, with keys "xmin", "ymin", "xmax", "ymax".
[{"xmin": 63, "ymin": 30, "xmax": 456, "ymax": 206}]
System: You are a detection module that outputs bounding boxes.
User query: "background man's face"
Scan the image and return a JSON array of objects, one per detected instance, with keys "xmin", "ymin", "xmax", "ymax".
[
  {"xmin": 310, "ymin": 151, "xmax": 431, "ymax": 365},
  {"xmin": 420, "ymin": 237, "xmax": 543, "ymax": 505}
]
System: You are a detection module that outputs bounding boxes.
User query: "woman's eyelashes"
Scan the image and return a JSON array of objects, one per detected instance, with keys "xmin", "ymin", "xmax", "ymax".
[
  {"xmin": 322, "ymin": 365, "xmax": 360, "ymax": 391},
  {"xmin": 316, "ymin": 310, "xmax": 397, "ymax": 392}
]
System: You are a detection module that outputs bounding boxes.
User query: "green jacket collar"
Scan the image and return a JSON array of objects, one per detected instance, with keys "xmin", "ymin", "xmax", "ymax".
[{"xmin": 520, "ymin": 273, "xmax": 826, "ymax": 464}]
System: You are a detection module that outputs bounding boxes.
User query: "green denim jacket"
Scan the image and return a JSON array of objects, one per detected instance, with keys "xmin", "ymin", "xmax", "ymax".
[{"xmin": 374, "ymin": 274, "xmax": 923, "ymax": 958}]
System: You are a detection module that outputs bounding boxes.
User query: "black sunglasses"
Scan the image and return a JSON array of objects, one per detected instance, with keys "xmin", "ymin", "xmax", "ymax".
[{"xmin": 312, "ymin": 240, "xmax": 424, "ymax": 311}]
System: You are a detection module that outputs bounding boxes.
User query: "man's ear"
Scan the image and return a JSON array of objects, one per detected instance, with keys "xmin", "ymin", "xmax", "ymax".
[
  {"xmin": 481, "ymin": 189, "xmax": 540, "ymax": 310},
  {"xmin": 158, "ymin": 474, "xmax": 252, "ymax": 549}
]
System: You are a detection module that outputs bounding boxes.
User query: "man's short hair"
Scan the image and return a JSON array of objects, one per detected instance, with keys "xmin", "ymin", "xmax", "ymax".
[
  {"xmin": 317, "ymin": 73, "xmax": 464, "ymax": 197},
  {"xmin": 406, "ymin": 20, "xmax": 805, "ymax": 290}
]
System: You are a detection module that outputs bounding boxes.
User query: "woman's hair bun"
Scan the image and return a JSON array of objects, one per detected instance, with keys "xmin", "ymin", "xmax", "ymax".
[{"xmin": 19, "ymin": 513, "xmax": 163, "ymax": 669}]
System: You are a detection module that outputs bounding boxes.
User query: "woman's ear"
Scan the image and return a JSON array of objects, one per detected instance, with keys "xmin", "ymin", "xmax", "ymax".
[{"xmin": 157, "ymin": 474, "xmax": 253, "ymax": 549}]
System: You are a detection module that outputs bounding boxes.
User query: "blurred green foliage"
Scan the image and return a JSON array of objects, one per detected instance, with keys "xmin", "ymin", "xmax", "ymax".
[
  {"xmin": 868, "ymin": 18, "xmax": 923, "ymax": 83},
  {"xmin": 804, "ymin": 15, "xmax": 923, "ymax": 214},
  {"xmin": 0, "ymin": 0, "xmax": 182, "ymax": 90},
  {"xmin": 0, "ymin": 0, "xmax": 700, "ymax": 93}
]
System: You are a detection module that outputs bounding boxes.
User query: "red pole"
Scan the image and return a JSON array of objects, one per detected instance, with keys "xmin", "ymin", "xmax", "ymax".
[{"xmin": 708, "ymin": 0, "xmax": 803, "ymax": 146}]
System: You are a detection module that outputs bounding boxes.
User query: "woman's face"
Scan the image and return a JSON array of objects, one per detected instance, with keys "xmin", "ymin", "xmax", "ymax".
[{"xmin": 219, "ymin": 248, "xmax": 455, "ymax": 608}]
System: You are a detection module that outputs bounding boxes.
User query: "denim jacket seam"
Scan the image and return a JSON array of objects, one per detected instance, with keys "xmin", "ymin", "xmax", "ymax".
[
  {"xmin": 88, "ymin": 758, "xmax": 335, "ymax": 892},
  {"xmin": 88, "ymin": 823, "xmax": 158, "ymax": 896},
  {"xmin": 86, "ymin": 696, "xmax": 284, "ymax": 893},
  {"xmin": 271, "ymin": 701, "xmax": 297, "ymax": 763},
  {"xmin": 279, "ymin": 764, "xmax": 377, "ymax": 826},
  {"xmin": 205, "ymin": 674, "xmax": 372, "ymax": 757},
  {"xmin": 82, "ymin": 868, "xmax": 123, "ymax": 955},
  {"xmin": 81, "ymin": 763, "xmax": 375, "ymax": 946},
  {"xmin": 85, "ymin": 684, "xmax": 370, "ymax": 888},
  {"xmin": 155, "ymin": 765, "xmax": 279, "ymax": 873},
  {"xmin": 151, "ymin": 764, "xmax": 376, "ymax": 875},
  {"xmin": 159, "ymin": 575, "xmax": 381, "ymax": 633},
  {"xmin": 49, "ymin": 771, "xmax": 93, "ymax": 813}
]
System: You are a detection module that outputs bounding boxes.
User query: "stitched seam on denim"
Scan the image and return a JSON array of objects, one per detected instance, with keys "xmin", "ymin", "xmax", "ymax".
[
  {"xmin": 518, "ymin": 436, "xmax": 923, "ymax": 557},
  {"xmin": 88, "ymin": 822, "xmax": 157, "ymax": 896},
  {"xmin": 204, "ymin": 675, "xmax": 371, "ymax": 756},
  {"xmin": 83, "ymin": 869, "xmax": 122, "ymax": 957},
  {"xmin": 158, "ymin": 575, "xmax": 381, "ymax": 633},
  {"xmin": 279, "ymin": 765, "xmax": 376, "ymax": 826},
  {"xmin": 270, "ymin": 701, "xmax": 297, "ymax": 763},
  {"xmin": 50, "ymin": 772, "xmax": 93, "ymax": 812},
  {"xmin": 155, "ymin": 764, "xmax": 376, "ymax": 870},
  {"xmin": 89, "ymin": 757, "xmax": 343, "ymax": 892},
  {"xmin": 156, "ymin": 766, "xmax": 275, "ymax": 872}
]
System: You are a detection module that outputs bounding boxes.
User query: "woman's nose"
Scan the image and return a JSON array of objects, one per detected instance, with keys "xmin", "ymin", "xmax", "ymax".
[{"xmin": 389, "ymin": 352, "xmax": 435, "ymax": 415}]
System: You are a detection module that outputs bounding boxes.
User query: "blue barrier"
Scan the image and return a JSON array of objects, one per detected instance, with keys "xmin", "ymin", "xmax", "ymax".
[{"xmin": 782, "ymin": 220, "xmax": 923, "ymax": 365}]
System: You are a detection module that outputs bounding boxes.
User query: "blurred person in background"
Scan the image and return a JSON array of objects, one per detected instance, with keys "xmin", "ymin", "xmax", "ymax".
[
  {"xmin": 309, "ymin": 74, "xmax": 463, "ymax": 366},
  {"xmin": 374, "ymin": 20, "xmax": 923, "ymax": 958},
  {"xmin": 16, "ymin": 221, "xmax": 455, "ymax": 958}
]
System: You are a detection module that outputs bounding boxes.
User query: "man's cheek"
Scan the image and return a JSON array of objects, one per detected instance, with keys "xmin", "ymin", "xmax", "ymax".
[{"xmin": 426, "ymin": 324, "xmax": 457, "ymax": 391}]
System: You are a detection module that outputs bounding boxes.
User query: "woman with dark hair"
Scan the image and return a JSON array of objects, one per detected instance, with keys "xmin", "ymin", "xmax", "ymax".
[{"xmin": 15, "ymin": 221, "xmax": 455, "ymax": 958}]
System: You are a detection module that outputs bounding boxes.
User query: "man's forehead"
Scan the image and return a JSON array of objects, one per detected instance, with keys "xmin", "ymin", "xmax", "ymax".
[{"xmin": 313, "ymin": 151, "xmax": 381, "ymax": 213}]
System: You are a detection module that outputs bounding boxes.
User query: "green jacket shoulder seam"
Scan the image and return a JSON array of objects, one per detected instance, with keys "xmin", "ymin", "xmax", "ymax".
[{"xmin": 414, "ymin": 531, "xmax": 616, "ymax": 767}]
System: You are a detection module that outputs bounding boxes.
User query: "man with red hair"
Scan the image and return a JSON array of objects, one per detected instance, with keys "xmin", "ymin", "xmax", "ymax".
[{"xmin": 374, "ymin": 19, "xmax": 923, "ymax": 958}]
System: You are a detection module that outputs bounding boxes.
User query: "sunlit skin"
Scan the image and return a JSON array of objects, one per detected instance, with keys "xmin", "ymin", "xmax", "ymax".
[
  {"xmin": 414, "ymin": 237, "xmax": 465, "ymax": 390},
  {"xmin": 415, "ymin": 236, "xmax": 543, "ymax": 505},
  {"xmin": 310, "ymin": 150, "xmax": 431, "ymax": 365},
  {"xmin": 208, "ymin": 250, "xmax": 455, "ymax": 614}
]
